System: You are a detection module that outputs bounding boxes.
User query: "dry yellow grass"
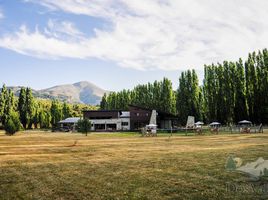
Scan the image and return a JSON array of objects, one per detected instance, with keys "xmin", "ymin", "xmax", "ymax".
[{"xmin": 0, "ymin": 130, "xmax": 268, "ymax": 199}]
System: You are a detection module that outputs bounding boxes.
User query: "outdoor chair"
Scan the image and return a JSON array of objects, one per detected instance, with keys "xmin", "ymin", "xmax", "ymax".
[
  {"xmin": 210, "ymin": 127, "xmax": 219, "ymax": 134},
  {"xmin": 195, "ymin": 127, "xmax": 203, "ymax": 135},
  {"xmin": 240, "ymin": 127, "xmax": 250, "ymax": 133}
]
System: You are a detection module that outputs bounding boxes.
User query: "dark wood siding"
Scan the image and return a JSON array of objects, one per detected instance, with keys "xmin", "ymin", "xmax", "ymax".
[
  {"xmin": 129, "ymin": 106, "xmax": 151, "ymax": 130},
  {"xmin": 84, "ymin": 111, "xmax": 119, "ymax": 119}
]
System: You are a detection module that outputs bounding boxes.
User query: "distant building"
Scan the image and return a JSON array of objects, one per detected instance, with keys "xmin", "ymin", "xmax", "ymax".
[
  {"xmin": 83, "ymin": 110, "xmax": 130, "ymax": 131},
  {"xmin": 83, "ymin": 105, "xmax": 178, "ymax": 131},
  {"xmin": 58, "ymin": 117, "xmax": 81, "ymax": 131}
]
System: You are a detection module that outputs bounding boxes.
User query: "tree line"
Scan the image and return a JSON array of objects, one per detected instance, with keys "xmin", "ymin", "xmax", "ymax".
[
  {"xmin": 101, "ymin": 49, "xmax": 268, "ymax": 125},
  {"xmin": 0, "ymin": 85, "xmax": 97, "ymax": 134},
  {"xmin": 100, "ymin": 78, "xmax": 176, "ymax": 115}
]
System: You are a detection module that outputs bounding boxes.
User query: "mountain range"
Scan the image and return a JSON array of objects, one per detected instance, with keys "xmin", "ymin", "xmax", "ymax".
[{"xmin": 7, "ymin": 81, "xmax": 108, "ymax": 105}]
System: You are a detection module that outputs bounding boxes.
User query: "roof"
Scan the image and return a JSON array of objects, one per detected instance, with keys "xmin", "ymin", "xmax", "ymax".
[
  {"xmin": 58, "ymin": 117, "xmax": 81, "ymax": 124},
  {"xmin": 83, "ymin": 110, "xmax": 122, "ymax": 113},
  {"xmin": 83, "ymin": 105, "xmax": 178, "ymax": 119}
]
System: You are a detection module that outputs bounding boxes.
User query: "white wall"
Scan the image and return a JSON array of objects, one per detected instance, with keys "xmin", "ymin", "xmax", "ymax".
[{"xmin": 90, "ymin": 118, "xmax": 130, "ymax": 131}]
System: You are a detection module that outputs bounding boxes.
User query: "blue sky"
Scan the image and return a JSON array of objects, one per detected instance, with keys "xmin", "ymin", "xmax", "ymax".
[{"xmin": 0, "ymin": 0, "xmax": 267, "ymax": 91}]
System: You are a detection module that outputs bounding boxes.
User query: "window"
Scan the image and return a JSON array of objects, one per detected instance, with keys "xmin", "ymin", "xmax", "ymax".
[{"xmin": 122, "ymin": 122, "xmax": 129, "ymax": 126}]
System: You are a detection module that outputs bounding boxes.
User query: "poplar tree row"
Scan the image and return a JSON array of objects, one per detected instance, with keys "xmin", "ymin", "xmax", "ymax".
[
  {"xmin": 204, "ymin": 50, "xmax": 268, "ymax": 124},
  {"xmin": 0, "ymin": 85, "xmax": 97, "ymax": 131},
  {"xmin": 101, "ymin": 49, "xmax": 268, "ymax": 125},
  {"xmin": 100, "ymin": 78, "xmax": 176, "ymax": 115}
]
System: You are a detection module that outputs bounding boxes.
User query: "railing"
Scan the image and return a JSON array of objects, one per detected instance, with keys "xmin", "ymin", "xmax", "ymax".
[{"xmin": 158, "ymin": 125, "xmax": 267, "ymax": 134}]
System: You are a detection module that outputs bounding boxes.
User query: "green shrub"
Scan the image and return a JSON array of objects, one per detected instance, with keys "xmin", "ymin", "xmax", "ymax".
[
  {"xmin": 77, "ymin": 118, "xmax": 91, "ymax": 136},
  {"xmin": 5, "ymin": 111, "xmax": 21, "ymax": 135}
]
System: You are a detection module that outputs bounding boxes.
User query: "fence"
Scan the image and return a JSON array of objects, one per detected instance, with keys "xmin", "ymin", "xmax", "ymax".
[{"xmin": 158, "ymin": 125, "xmax": 267, "ymax": 134}]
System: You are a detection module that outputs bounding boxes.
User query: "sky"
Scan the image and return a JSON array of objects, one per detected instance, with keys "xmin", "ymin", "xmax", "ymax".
[{"xmin": 0, "ymin": 0, "xmax": 268, "ymax": 91}]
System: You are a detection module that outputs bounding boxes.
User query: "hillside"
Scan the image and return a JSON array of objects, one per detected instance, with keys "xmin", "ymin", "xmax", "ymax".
[{"xmin": 7, "ymin": 81, "xmax": 108, "ymax": 105}]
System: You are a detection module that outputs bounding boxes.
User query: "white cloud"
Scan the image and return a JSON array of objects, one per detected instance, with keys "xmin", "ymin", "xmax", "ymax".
[
  {"xmin": 1, "ymin": 0, "xmax": 268, "ymax": 71},
  {"xmin": 44, "ymin": 19, "xmax": 84, "ymax": 39}
]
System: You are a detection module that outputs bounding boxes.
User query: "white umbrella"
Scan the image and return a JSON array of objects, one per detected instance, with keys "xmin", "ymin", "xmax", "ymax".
[
  {"xmin": 195, "ymin": 121, "xmax": 204, "ymax": 125},
  {"xmin": 209, "ymin": 122, "xmax": 221, "ymax": 126},
  {"xmin": 238, "ymin": 120, "xmax": 252, "ymax": 124}
]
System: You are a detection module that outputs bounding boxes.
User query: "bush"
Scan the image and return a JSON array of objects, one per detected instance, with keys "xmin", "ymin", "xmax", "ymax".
[
  {"xmin": 77, "ymin": 118, "xmax": 91, "ymax": 136},
  {"xmin": 5, "ymin": 111, "xmax": 21, "ymax": 135}
]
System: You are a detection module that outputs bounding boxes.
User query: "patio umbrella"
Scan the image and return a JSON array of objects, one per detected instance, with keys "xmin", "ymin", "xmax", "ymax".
[
  {"xmin": 238, "ymin": 120, "xmax": 252, "ymax": 124},
  {"xmin": 209, "ymin": 122, "xmax": 221, "ymax": 126},
  {"xmin": 195, "ymin": 121, "xmax": 204, "ymax": 125}
]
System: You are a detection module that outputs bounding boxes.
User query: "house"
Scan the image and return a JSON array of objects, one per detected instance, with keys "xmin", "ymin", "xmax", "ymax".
[
  {"xmin": 83, "ymin": 110, "xmax": 130, "ymax": 131},
  {"xmin": 83, "ymin": 105, "xmax": 178, "ymax": 131},
  {"xmin": 129, "ymin": 105, "xmax": 178, "ymax": 130}
]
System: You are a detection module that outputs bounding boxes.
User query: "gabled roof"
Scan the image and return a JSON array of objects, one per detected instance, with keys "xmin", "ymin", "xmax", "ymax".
[
  {"xmin": 58, "ymin": 117, "xmax": 81, "ymax": 124},
  {"xmin": 83, "ymin": 110, "xmax": 122, "ymax": 113}
]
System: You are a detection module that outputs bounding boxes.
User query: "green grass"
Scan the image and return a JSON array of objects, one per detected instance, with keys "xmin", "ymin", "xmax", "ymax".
[{"xmin": 0, "ymin": 130, "xmax": 268, "ymax": 199}]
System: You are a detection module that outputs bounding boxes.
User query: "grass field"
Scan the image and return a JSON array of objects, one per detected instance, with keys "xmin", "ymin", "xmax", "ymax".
[{"xmin": 0, "ymin": 130, "xmax": 268, "ymax": 200}]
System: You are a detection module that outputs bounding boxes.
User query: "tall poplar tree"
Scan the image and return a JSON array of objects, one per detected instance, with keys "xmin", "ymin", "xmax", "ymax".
[
  {"xmin": 0, "ymin": 84, "xmax": 8, "ymax": 124},
  {"xmin": 50, "ymin": 100, "xmax": 62, "ymax": 127},
  {"xmin": 176, "ymin": 70, "xmax": 201, "ymax": 124},
  {"xmin": 18, "ymin": 87, "xmax": 27, "ymax": 129},
  {"xmin": 62, "ymin": 102, "xmax": 71, "ymax": 119},
  {"xmin": 25, "ymin": 87, "xmax": 34, "ymax": 129},
  {"xmin": 234, "ymin": 59, "xmax": 248, "ymax": 121},
  {"xmin": 100, "ymin": 93, "xmax": 107, "ymax": 110}
]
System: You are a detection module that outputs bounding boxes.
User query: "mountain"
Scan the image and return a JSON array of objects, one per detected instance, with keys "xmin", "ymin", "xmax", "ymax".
[{"xmin": 7, "ymin": 81, "xmax": 108, "ymax": 105}]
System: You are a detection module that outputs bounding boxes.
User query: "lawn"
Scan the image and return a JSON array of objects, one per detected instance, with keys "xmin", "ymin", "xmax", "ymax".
[{"xmin": 0, "ymin": 130, "xmax": 268, "ymax": 200}]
